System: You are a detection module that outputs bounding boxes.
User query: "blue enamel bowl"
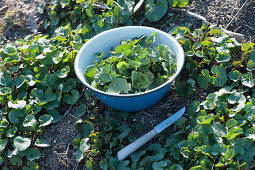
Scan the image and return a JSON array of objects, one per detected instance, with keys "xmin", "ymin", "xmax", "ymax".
[{"xmin": 74, "ymin": 26, "xmax": 185, "ymax": 112}]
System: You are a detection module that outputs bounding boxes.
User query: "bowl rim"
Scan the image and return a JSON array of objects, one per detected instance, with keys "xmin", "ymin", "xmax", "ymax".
[{"xmin": 74, "ymin": 26, "xmax": 185, "ymax": 98}]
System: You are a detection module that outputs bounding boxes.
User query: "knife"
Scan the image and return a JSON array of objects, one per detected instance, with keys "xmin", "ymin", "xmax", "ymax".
[{"xmin": 117, "ymin": 107, "xmax": 186, "ymax": 161}]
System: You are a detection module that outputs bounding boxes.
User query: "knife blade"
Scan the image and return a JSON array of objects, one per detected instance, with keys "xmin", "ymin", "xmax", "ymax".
[{"xmin": 117, "ymin": 107, "xmax": 186, "ymax": 161}]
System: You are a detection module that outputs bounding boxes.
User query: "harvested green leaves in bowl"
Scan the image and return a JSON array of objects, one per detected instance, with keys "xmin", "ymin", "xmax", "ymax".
[{"xmin": 85, "ymin": 32, "xmax": 177, "ymax": 94}]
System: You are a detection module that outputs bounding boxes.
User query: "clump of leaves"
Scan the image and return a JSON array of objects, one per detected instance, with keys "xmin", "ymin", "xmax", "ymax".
[
  {"xmin": 76, "ymin": 23, "xmax": 255, "ymax": 169},
  {"xmin": 144, "ymin": 0, "xmax": 189, "ymax": 22},
  {"xmin": 85, "ymin": 32, "xmax": 177, "ymax": 94},
  {"xmin": 0, "ymin": 23, "xmax": 88, "ymax": 167},
  {"xmin": 43, "ymin": 0, "xmax": 134, "ymax": 36}
]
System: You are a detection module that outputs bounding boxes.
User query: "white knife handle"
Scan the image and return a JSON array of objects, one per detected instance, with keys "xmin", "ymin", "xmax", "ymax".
[{"xmin": 117, "ymin": 129, "xmax": 157, "ymax": 161}]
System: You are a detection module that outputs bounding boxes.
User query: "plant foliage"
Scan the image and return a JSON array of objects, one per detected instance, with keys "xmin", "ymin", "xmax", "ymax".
[
  {"xmin": 0, "ymin": 0, "xmax": 254, "ymax": 169},
  {"xmin": 85, "ymin": 32, "xmax": 177, "ymax": 94}
]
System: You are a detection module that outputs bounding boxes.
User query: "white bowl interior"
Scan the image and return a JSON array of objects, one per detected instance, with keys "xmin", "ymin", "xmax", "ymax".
[{"xmin": 75, "ymin": 26, "xmax": 184, "ymax": 95}]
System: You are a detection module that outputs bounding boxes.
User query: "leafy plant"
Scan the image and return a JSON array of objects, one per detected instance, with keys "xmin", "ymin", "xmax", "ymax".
[
  {"xmin": 168, "ymin": 0, "xmax": 189, "ymax": 8},
  {"xmin": 0, "ymin": 22, "xmax": 87, "ymax": 167},
  {"xmin": 85, "ymin": 32, "xmax": 177, "ymax": 94},
  {"xmin": 1, "ymin": 0, "xmax": 254, "ymax": 169},
  {"xmin": 43, "ymin": 0, "xmax": 134, "ymax": 35},
  {"xmin": 74, "ymin": 22, "xmax": 255, "ymax": 169}
]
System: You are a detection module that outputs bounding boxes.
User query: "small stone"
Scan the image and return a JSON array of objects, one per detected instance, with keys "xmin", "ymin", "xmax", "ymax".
[{"xmin": 168, "ymin": 13, "xmax": 174, "ymax": 17}]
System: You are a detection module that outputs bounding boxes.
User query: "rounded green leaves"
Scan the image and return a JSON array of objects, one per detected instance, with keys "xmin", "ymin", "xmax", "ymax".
[
  {"xmin": 145, "ymin": 0, "xmax": 168, "ymax": 22},
  {"xmin": 14, "ymin": 136, "xmax": 31, "ymax": 151}
]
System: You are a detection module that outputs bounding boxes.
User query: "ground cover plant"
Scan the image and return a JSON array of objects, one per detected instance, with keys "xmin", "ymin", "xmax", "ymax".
[
  {"xmin": 85, "ymin": 32, "xmax": 177, "ymax": 94},
  {"xmin": 0, "ymin": 0, "xmax": 254, "ymax": 169}
]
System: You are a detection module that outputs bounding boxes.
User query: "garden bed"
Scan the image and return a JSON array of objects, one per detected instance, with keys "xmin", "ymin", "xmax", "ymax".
[{"xmin": 0, "ymin": 0, "xmax": 254, "ymax": 169}]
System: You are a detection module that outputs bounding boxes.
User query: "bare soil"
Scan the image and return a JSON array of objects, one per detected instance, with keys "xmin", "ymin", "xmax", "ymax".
[{"xmin": 0, "ymin": 0, "xmax": 254, "ymax": 169}]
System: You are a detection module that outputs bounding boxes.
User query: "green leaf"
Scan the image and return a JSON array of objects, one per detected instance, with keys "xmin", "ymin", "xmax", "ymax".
[
  {"xmin": 39, "ymin": 114, "xmax": 53, "ymax": 127},
  {"xmin": 234, "ymin": 138, "xmax": 255, "ymax": 164},
  {"xmin": 63, "ymin": 78, "xmax": 77, "ymax": 93},
  {"xmin": 14, "ymin": 136, "xmax": 31, "ymax": 151},
  {"xmin": 247, "ymin": 51, "xmax": 255, "ymax": 71},
  {"xmin": 0, "ymin": 157, "xmax": 4, "ymax": 165},
  {"xmin": 80, "ymin": 138, "xmax": 90, "ymax": 151},
  {"xmin": 60, "ymin": 0, "xmax": 70, "ymax": 8},
  {"xmin": 64, "ymin": 90, "xmax": 79, "ymax": 104},
  {"xmin": 212, "ymin": 122, "xmax": 227, "ymax": 137},
  {"xmin": 56, "ymin": 66, "xmax": 70, "ymax": 78},
  {"xmin": 233, "ymin": 145, "xmax": 245, "ymax": 156},
  {"xmin": 169, "ymin": 164, "xmax": 183, "ymax": 170},
  {"xmin": 131, "ymin": 71, "xmax": 152, "ymax": 90},
  {"xmin": 118, "ymin": 125, "xmax": 131, "ymax": 139},
  {"xmin": 211, "ymin": 66, "xmax": 227, "ymax": 87},
  {"xmin": 26, "ymin": 148, "xmax": 41, "ymax": 161},
  {"xmin": 14, "ymin": 76, "xmax": 25, "ymax": 88},
  {"xmin": 86, "ymin": 4, "xmax": 95, "ymax": 18},
  {"xmin": 241, "ymin": 72, "xmax": 254, "ymax": 88},
  {"xmin": 83, "ymin": 121, "xmax": 94, "ymax": 138},
  {"xmin": 197, "ymin": 74, "xmax": 208, "ymax": 88},
  {"xmin": 35, "ymin": 139, "xmax": 51, "ymax": 147},
  {"xmin": 226, "ymin": 119, "xmax": 238, "ymax": 128},
  {"xmin": 108, "ymin": 78, "xmax": 132, "ymax": 94},
  {"xmin": 148, "ymin": 144, "xmax": 166, "ymax": 161},
  {"xmin": 117, "ymin": 160, "xmax": 130, "ymax": 169},
  {"xmin": 99, "ymin": 159, "xmax": 108, "ymax": 170},
  {"xmin": 215, "ymin": 52, "xmax": 231, "ymax": 62},
  {"xmin": 118, "ymin": 0, "xmax": 134, "ymax": 17},
  {"xmin": 180, "ymin": 146, "xmax": 190, "ymax": 158},
  {"xmin": 47, "ymin": 109, "xmax": 61, "ymax": 123},
  {"xmin": 211, "ymin": 143, "xmax": 227, "ymax": 156},
  {"xmin": 29, "ymin": 45, "xmax": 40, "ymax": 58},
  {"xmin": 227, "ymin": 127, "xmax": 243, "ymax": 140},
  {"xmin": 95, "ymin": 64, "xmax": 116, "ymax": 84},
  {"xmin": 190, "ymin": 166, "xmax": 203, "ymax": 170},
  {"xmin": 0, "ymin": 87, "xmax": 12, "ymax": 95},
  {"xmin": 117, "ymin": 61, "xmax": 129, "ymax": 72},
  {"xmin": 9, "ymin": 109, "xmax": 21, "ymax": 124},
  {"xmin": 6, "ymin": 126, "xmax": 17, "ymax": 137},
  {"xmin": 211, "ymin": 34, "xmax": 228, "ymax": 44},
  {"xmin": 10, "ymin": 156, "xmax": 22, "ymax": 166},
  {"xmin": 23, "ymin": 114, "xmax": 37, "ymax": 127},
  {"xmin": 228, "ymin": 92, "xmax": 246, "ymax": 104},
  {"xmin": 224, "ymin": 146, "xmax": 234, "ymax": 160},
  {"xmin": 228, "ymin": 70, "xmax": 242, "ymax": 82},
  {"xmin": 188, "ymin": 101, "xmax": 200, "ymax": 114},
  {"xmin": 241, "ymin": 43, "xmax": 255, "ymax": 53},
  {"xmin": 131, "ymin": 150, "xmax": 146, "ymax": 162},
  {"xmin": 198, "ymin": 114, "xmax": 214, "ymax": 125},
  {"xmin": 168, "ymin": 0, "xmax": 189, "ymax": 7},
  {"xmin": 146, "ymin": 32, "xmax": 157, "ymax": 44},
  {"xmin": 85, "ymin": 65, "xmax": 96, "ymax": 83},
  {"xmin": 0, "ymin": 139, "xmax": 8, "ymax": 152},
  {"xmin": 203, "ymin": 93, "xmax": 217, "ymax": 110},
  {"xmin": 216, "ymin": 45, "xmax": 230, "ymax": 53},
  {"xmin": 188, "ymin": 133, "xmax": 199, "ymax": 147},
  {"xmin": 145, "ymin": 0, "xmax": 168, "ymax": 22},
  {"xmin": 23, "ymin": 161, "xmax": 39, "ymax": 170},
  {"xmin": 75, "ymin": 104, "xmax": 86, "ymax": 117},
  {"xmin": 75, "ymin": 149, "xmax": 85, "ymax": 162},
  {"xmin": 152, "ymin": 160, "xmax": 167, "ymax": 170},
  {"xmin": 198, "ymin": 145, "xmax": 211, "ymax": 156},
  {"xmin": 200, "ymin": 159, "xmax": 212, "ymax": 169},
  {"xmin": 247, "ymin": 60, "xmax": 255, "ymax": 71},
  {"xmin": 8, "ymin": 100, "xmax": 26, "ymax": 109}
]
